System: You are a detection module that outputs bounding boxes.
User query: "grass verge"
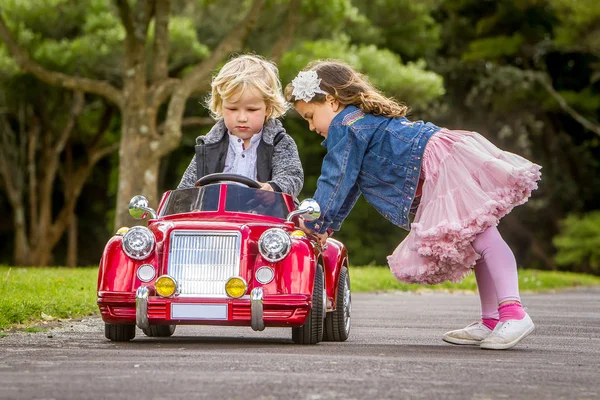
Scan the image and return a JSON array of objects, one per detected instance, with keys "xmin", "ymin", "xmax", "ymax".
[
  {"xmin": 350, "ymin": 267, "xmax": 600, "ymax": 293},
  {"xmin": 1, "ymin": 265, "xmax": 599, "ymax": 331},
  {"xmin": 0, "ymin": 266, "xmax": 98, "ymax": 331}
]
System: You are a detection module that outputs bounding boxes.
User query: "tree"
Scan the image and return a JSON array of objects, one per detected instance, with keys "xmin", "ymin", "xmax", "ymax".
[{"xmin": 0, "ymin": 0, "xmax": 281, "ymax": 231}]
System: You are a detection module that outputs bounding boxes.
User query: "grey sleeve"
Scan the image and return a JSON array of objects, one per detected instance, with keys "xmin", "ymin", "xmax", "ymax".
[
  {"xmin": 177, "ymin": 156, "xmax": 198, "ymax": 189},
  {"xmin": 270, "ymin": 134, "xmax": 304, "ymax": 198}
]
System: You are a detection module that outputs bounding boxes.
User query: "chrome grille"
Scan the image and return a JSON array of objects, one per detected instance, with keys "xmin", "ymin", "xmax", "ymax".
[{"xmin": 167, "ymin": 230, "xmax": 242, "ymax": 297}]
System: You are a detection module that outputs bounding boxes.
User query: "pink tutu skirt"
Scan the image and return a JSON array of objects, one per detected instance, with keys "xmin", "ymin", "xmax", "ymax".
[{"xmin": 387, "ymin": 129, "xmax": 542, "ymax": 285}]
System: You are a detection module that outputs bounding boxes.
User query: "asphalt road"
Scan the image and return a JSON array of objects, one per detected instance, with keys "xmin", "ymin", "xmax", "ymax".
[{"xmin": 1, "ymin": 288, "xmax": 599, "ymax": 400}]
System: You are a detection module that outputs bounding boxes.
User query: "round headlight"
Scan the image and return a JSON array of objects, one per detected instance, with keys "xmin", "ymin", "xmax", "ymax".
[
  {"xmin": 122, "ymin": 226, "xmax": 155, "ymax": 260},
  {"xmin": 255, "ymin": 267, "xmax": 275, "ymax": 284},
  {"xmin": 225, "ymin": 277, "xmax": 247, "ymax": 298},
  {"xmin": 155, "ymin": 275, "xmax": 177, "ymax": 297},
  {"xmin": 258, "ymin": 228, "xmax": 291, "ymax": 262},
  {"xmin": 137, "ymin": 264, "xmax": 156, "ymax": 282}
]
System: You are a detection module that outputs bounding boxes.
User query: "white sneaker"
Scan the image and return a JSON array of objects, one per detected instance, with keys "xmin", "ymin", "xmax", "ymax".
[
  {"xmin": 480, "ymin": 313, "xmax": 535, "ymax": 350},
  {"xmin": 442, "ymin": 322, "xmax": 493, "ymax": 345}
]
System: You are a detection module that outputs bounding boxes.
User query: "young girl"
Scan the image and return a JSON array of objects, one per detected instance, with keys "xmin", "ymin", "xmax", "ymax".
[
  {"xmin": 285, "ymin": 60, "xmax": 541, "ymax": 350},
  {"xmin": 178, "ymin": 54, "xmax": 304, "ymax": 198}
]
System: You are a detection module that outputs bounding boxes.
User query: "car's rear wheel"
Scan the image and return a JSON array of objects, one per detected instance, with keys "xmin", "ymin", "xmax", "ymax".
[
  {"xmin": 142, "ymin": 324, "xmax": 176, "ymax": 337},
  {"xmin": 324, "ymin": 266, "xmax": 351, "ymax": 342},
  {"xmin": 105, "ymin": 323, "xmax": 135, "ymax": 342},
  {"xmin": 292, "ymin": 264, "xmax": 324, "ymax": 345}
]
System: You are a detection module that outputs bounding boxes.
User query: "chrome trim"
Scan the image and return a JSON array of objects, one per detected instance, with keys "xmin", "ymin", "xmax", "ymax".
[
  {"xmin": 168, "ymin": 230, "xmax": 242, "ymax": 297},
  {"xmin": 136, "ymin": 286, "xmax": 150, "ymax": 329},
  {"xmin": 344, "ymin": 276, "xmax": 351, "ymax": 333},
  {"xmin": 286, "ymin": 198, "xmax": 321, "ymax": 222},
  {"xmin": 129, "ymin": 195, "xmax": 157, "ymax": 220},
  {"xmin": 255, "ymin": 266, "xmax": 274, "ymax": 284},
  {"xmin": 137, "ymin": 264, "xmax": 156, "ymax": 282},
  {"xmin": 122, "ymin": 226, "xmax": 155, "ymax": 260},
  {"xmin": 250, "ymin": 287, "xmax": 264, "ymax": 331},
  {"xmin": 258, "ymin": 228, "xmax": 291, "ymax": 262}
]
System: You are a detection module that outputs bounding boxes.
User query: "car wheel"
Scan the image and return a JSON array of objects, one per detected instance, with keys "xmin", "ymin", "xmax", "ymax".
[
  {"xmin": 292, "ymin": 264, "xmax": 324, "ymax": 345},
  {"xmin": 142, "ymin": 325, "xmax": 176, "ymax": 337},
  {"xmin": 104, "ymin": 323, "xmax": 135, "ymax": 342},
  {"xmin": 324, "ymin": 266, "xmax": 351, "ymax": 342}
]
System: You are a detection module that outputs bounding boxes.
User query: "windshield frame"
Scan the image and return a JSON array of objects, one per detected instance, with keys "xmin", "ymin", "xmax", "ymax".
[{"xmin": 158, "ymin": 184, "xmax": 293, "ymax": 220}]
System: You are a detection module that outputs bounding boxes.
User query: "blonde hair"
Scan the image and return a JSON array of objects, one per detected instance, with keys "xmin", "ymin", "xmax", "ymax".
[
  {"xmin": 207, "ymin": 54, "xmax": 288, "ymax": 120},
  {"xmin": 284, "ymin": 60, "xmax": 408, "ymax": 118}
]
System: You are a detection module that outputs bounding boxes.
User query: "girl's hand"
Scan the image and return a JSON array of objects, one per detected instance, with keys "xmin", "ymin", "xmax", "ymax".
[{"xmin": 299, "ymin": 219, "xmax": 329, "ymax": 246}]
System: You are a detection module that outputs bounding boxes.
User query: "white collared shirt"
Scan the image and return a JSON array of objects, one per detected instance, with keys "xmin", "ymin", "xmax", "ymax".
[{"xmin": 223, "ymin": 130, "xmax": 263, "ymax": 180}]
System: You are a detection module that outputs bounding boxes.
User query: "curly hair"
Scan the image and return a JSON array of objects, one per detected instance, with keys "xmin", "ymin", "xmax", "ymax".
[
  {"xmin": 208, "ymin": 54, "xmax": 289, "ymax": 120},
  {"xmin": 284, "ymin": 59, "xmax": 408, "ymax": 118}
]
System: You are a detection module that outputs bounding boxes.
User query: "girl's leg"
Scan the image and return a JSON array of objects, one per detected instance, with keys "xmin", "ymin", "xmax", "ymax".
[
  {"xmin": 471, "ymin": 226, "xmax": 521, "ymax": 307},
  {"xmin": 472, "ymin": 226, "xmax": 534, "ymax": 349},
  {"xmin": 474, "ymin": 258, "xmax": 499, "ymax": 329}
]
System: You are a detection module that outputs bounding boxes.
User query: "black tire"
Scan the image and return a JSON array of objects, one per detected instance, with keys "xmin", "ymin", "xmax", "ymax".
[
  {"xmin": 323, "ymin": 266, "xmax": 351, "ymax": 342},
  {"xmin": 142, "ymin": 325, "xmax": 176, "ymax": 337},
  {"xmin": 105, "ymin": 323, "xmax": 135, "ymax": 342},
  {"xmin": 292, "ymin": 265, "xmax": 324, "ymax": 345}
]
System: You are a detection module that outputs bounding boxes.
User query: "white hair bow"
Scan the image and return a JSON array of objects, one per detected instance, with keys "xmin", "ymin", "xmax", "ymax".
[{"xmin": 291, "ymin": 71, "xmax": 328, "ymax": 102}]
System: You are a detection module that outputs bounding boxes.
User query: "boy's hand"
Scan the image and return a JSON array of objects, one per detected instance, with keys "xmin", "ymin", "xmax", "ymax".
[
  {"xmin": 256, "ymin": 182, "xmax": 275, "ymax": 205},
  {"xmin": 259, "ymin": 182, "xmax": 274, "ymax": 191}
]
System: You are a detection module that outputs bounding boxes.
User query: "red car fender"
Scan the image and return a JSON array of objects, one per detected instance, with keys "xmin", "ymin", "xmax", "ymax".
[
  {"xmin": 97, "ymin": 235, "xmax": 159, "ymax": 293},
  {"xmin": 268, "ymin": 237, "xmax": 319, "ymax": 296},
  {"xmin": 321, "ymin": 238, "xmax": 348, "ymax": 309}
]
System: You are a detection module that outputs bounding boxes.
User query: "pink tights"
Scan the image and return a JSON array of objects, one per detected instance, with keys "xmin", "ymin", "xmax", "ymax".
[{"xmin": 472, "ymin": 226, "xmax": 521, "ymax": 322}]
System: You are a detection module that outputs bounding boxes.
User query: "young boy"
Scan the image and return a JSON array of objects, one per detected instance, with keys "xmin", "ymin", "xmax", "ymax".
[{"xmin": 177, "ymin": 54, "xmax": 303, "ymax": 197}]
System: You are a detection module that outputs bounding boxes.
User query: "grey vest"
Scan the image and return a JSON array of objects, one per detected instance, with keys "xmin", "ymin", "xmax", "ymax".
[{"xmin": 195, "ymin": 132, "xmax": 284, "ymax": 183}]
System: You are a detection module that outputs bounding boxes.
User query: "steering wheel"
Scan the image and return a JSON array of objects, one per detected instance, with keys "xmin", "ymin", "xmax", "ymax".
[{"xmin": 194, "ymin": 173, "xmax": 262, "ymax": 189}]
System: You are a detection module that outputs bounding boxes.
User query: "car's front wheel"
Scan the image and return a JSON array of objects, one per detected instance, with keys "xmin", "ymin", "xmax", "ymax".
[
  {"xmin": 323, "ymin": 266, "xmax": 351, "ymax": 342},
  {"xmin": 105, "ymin": 323, "xmax": 135, "ymax": 342},
  {"xmin": 292, "ymin": 265, "xmax": 324, "ymax": 345},
  {"xmin": 142, "ymin": 325, "xmax": 176, "ymax": 337}
]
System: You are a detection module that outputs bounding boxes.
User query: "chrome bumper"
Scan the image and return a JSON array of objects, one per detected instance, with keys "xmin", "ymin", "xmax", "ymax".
[
  {"xmin": 136, "ymin": 285, "xmax": 265, "ymax": 331},
  {"xmin": 250, "ymin": 287, "xmax": 264, "ymax": 331},
  {"xmin": 136, "ymin": 286, "xmax": 150, "ymax": 329}
]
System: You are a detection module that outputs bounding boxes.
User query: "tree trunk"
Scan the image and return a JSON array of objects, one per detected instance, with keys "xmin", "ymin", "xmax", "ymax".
[
  {"xmin": 13, "ymin": 206, "xmax": 31, "ymax": 266},
  {"xmin": 114, "ymin": 108, "xmax": 160, "ymax": 229},
  {"xmin": 67, "ymin": 214, "xmax": 77, "ymax": 267}
]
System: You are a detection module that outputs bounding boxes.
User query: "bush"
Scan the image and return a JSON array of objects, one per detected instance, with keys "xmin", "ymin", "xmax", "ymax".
[{"xmin": 553, "ymin": 211, "xmax": 600, "ymax": 274}]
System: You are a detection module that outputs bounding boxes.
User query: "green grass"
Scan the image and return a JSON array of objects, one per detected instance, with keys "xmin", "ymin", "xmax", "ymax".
[
  {"xmin": 1, "ymin": 265, "xmax": 599, "ymax": 331},
  {"xmin": 0, "ymin": 266, "xmax": 98, "ymax": 330},
  {"xmin": 350, "ymin": 267, "xmax": 600, "ymax": 293}
]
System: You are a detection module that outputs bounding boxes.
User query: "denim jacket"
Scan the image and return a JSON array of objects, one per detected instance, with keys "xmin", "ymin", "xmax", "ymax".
[{"xmin": 304, "ymin": 105, "xmax": 440, "ymax": 234}]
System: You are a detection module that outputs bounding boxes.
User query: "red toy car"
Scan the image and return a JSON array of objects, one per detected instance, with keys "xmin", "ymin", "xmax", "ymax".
[{"xmin": 97, "ymin": 173, "xmax": 351, "ymax": 344}]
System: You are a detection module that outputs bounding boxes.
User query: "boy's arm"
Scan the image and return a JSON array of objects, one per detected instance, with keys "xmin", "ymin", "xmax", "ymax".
[
  {"xmin": 177, "ymin": 156, "xmax": 197, "ymax": 189},
  {"xmin": 270, "ymin": 133, "xmax": 304, "ymax": 198}
]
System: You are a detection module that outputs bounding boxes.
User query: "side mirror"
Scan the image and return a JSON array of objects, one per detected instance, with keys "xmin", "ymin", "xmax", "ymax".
[
  {"xmin": 128, "ymin": 195, "xmax": 157, "ymax": 220},
  {"xmin": 298, "ymin": 198, "xmax": 321, "ymax": 221},
  {"xmin": 286, "ymin": 198, "xmax": 321, "ymax": 222}
]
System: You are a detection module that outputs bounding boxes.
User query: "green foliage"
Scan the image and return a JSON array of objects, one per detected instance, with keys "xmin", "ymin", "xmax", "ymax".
[
  {"xmin": 554, "ymin": 212, "xmax": 600, "ymax": 273},
  {"xmin": 279, "ymin": 37, "xmax": 445, "ymax": 108},
  {"xmin": 351, "ymin": 0, "xmax": 442, "ymax": 59},
  {"xmin": 550, "ymin": 0, "xmax": 600, "ymax": 54},
  {"xmin": 462, "ymin": 34, "xmax": 524, "ymax": 61}
]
